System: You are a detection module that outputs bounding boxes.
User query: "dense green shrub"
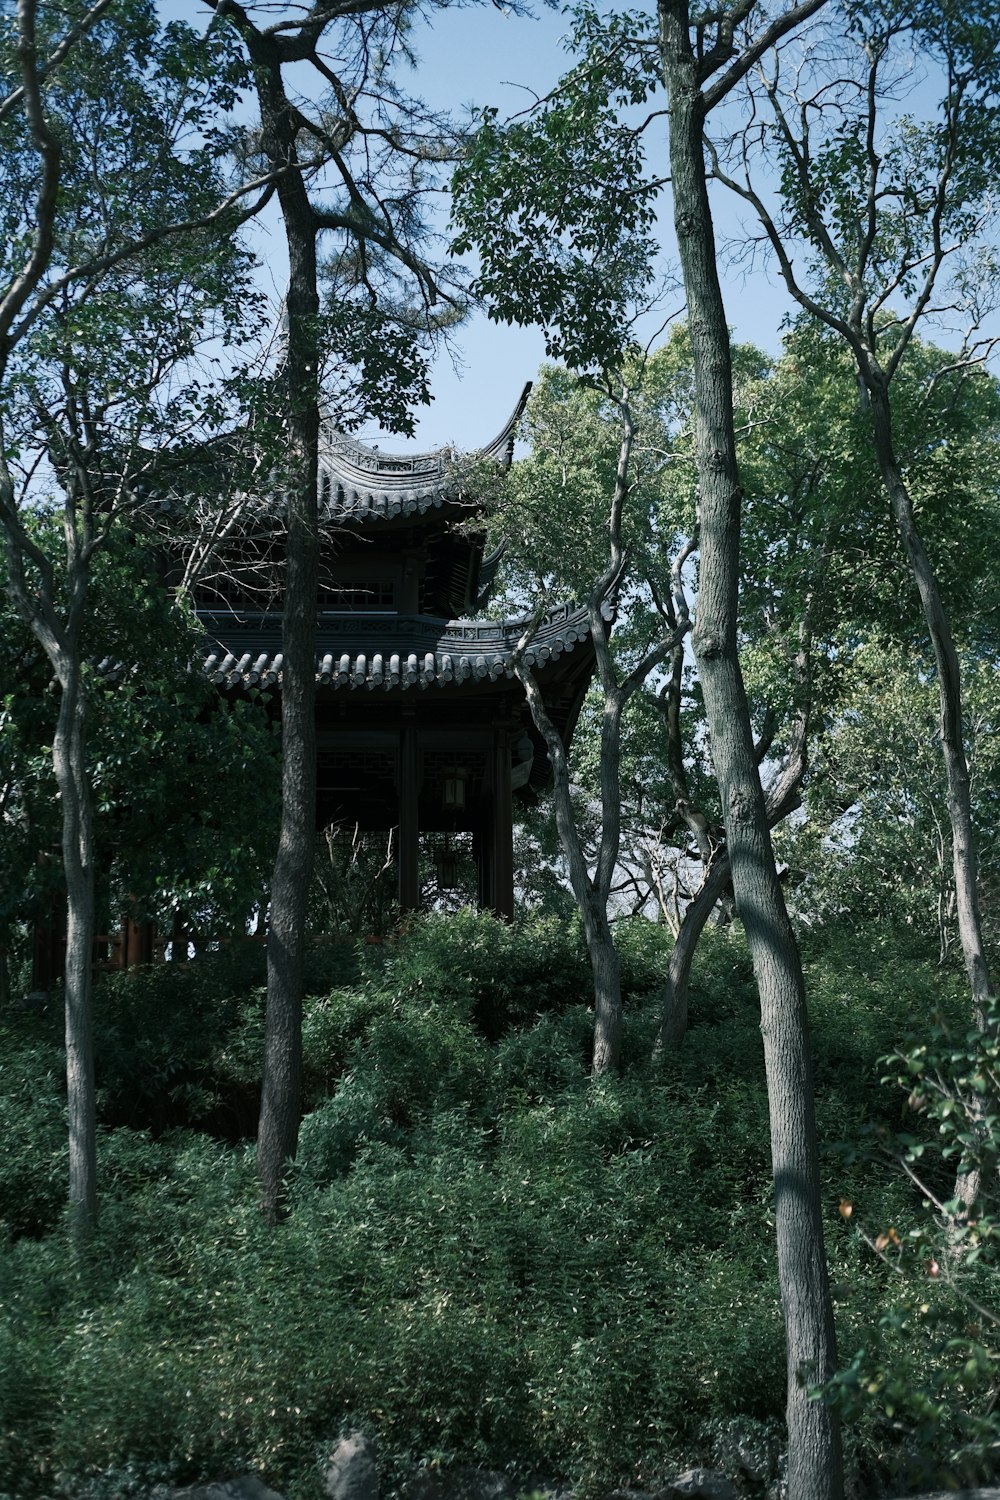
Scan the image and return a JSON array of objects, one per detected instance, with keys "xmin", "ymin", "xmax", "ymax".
[
  {"xmin": 92, "ymin": 952, "xmax": 266, "ymax": 1134},
  {"xmin": 375, "ymin": 908, "xmax": 592, "ymax": 1038},
  {"xmin": 0, "ymin": 1048, "xmax": 800, "ymax": 1497},
  {"xmin": 0, "ymin": 914, "xmax": 973, "ymax": 1498},
  {"xmin": 822, "ymin": 990, "xmax": 1000, "ymax": 1490},
  {"xmin": 0, "ymin": 1011, "xmax": 67, "ymax": 1239},
  {"xmin": 91, "ymin": 939, "xmax": 365, "ymax": 1138}
]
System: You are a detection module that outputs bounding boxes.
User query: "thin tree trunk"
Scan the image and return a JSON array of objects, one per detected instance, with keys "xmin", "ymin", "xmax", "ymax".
[
  {"xmin": 591, "ymin": 639, "xmax": 625, "ymax": 1074},
  {"xmin": 53, "ymin": 655, "xmax": 97, "ymax": 1241},
  {"xmin": 657, "ymin": 706, "xmax": 808, "ymax": 1059},
  {"xmin": 1, "ymin": 462, "xmax": 99, "ymax": 1239},
  {"xmin": 245, "ymin": 30, "xmax": 320, "ymax": 1221},
  {"xmin": 655, "ymin": 853, "xmax": 731, "ymax": 1055},
  {"xmin": 515, "ymin": 656, "xmax": 624, "ymax": 1075},
  {"xmin": 589, "ymin": 900, "xmax": 623, "ymax": 1076},
  {"xmin": 658, "ymin": 7, "xmax": 843, "ymax": 1495},
  {"xmin": 867, "ymin": 375, "xmax": 993, "ymax": 1031}
]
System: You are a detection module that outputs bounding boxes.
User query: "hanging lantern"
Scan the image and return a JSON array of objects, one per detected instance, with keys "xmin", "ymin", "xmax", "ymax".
[{"xmin": 442, "ymin": 765, "xmax": 468, "ymax": 811}]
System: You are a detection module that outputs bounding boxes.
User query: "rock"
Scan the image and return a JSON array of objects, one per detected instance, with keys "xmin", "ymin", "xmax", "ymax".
[
  {"xmin": 705, "ymin": 1416, "xmax": 780, "ymax": 1485},
  {"xmin": 659, "ymin": 1470, "xmax": 736, "ymax": 1500},
  {"xmin": 894, "ymin": 1493, "xmax": 1000, "ymax": 1500},
  {"xmin": 164, "ymin": 1478, "xmax": 286, "ymax": 1500},
  {"xmin": 323, "ymin": 1430, "xmax": 379, "ymax": 1500}
]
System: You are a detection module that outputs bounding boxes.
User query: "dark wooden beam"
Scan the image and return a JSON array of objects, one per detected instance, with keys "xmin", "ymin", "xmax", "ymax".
[{"xmin": 398, "ymin": 720, "xmax": 420, "ymax": 910}]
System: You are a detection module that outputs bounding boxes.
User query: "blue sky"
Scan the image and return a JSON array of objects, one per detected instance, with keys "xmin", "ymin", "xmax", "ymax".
[
  {"xmin": 168, "ymin": 1, "xmax": 795, "ymax": 451},
  {"xmin": 391, "ymin": 2, "xmax": 792, "ymax": 451}
]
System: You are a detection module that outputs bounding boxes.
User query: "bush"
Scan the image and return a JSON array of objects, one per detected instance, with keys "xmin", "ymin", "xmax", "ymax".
[
  {"xmin": 0, "ymin": 912, "xmax": 972, "ymax": 1497},
  {"xmin": 297, "ymin": 989, "xmax": 491, "ymax": 1185},
  {"xmin": 823, "ymin": 991, "xmax": 1000, "ymax": 1490},
  {"xmin": 92, "ymin": 954, "xmax": 265, "ymax": 1135},
  {"xmin": 0, "ymin": 1011, "xmax": 67, "ymax": 1239},
  {"xmin": 377, "ymin": 908, "xmax": 591, "ymax": 1039}
]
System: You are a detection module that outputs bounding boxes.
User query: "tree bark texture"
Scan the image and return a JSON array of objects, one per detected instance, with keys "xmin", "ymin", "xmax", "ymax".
[
  {"xmin": 245, "ymin": 29, "xmax": 320, "ymax": 1220},
  {"xmin": 658, "ymin": 6, "xmax": 843, "ymax": 1495},
  {"xmin": 53, "ymin": 655, "xmax": 98, "ymax": 1240},
  {"xmin": 1, "ymin": 473, "xmax": 99, "ymax": 1239},
  {"xmin": 866, "ymin": 375, "xmax": 993, "ymax": 1031},
  {"xmin": 658, "ymin": 724, "xmax": 808, "ymax": 1058}
]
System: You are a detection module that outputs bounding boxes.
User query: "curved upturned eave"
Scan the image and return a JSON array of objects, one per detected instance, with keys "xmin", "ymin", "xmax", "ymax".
[{"xmin": 318, "ymin": 382, "xmax": 532, "ymax": 525}]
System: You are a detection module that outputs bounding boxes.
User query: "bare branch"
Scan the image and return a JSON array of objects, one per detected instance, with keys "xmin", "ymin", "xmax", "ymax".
[{"xmin": 702, "ymin": 0, "xmax": 830, "ymax": 115}]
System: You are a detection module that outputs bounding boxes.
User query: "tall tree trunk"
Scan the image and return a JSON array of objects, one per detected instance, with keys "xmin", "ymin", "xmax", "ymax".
[
  {"xmin": 658, "ymin": 6, "xmax": 843, "ymax": 1495},
  {"xmin": 53, "ymin": 654, "xmax": 97, "ymax": 1241},
  {"xmin": 246, "ymin": 32, "xmax": 320, "ymax": 1221},
  {"xmin": 867, "ymin": 374, "xmax": 993, "ymax": 1031},
  {"xmin": 2, "ymin": 478, "xmax": 100, "ymax": 1239},
  {"xmin": 589, "ymin": 899, "xmax": 624, "ymax": 1076},
  {"xmin": 657, "ymin": 731, "xmax": 808, "ymax": 1058}
]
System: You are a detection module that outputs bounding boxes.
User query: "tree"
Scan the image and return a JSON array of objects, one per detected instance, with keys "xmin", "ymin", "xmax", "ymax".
[
  {"xmin": 0, "ymin": 0, "xmax": 269, "ymax": 1238},
  {"xmin": 732, "ymin": 326, "xmax": 1000, "ymax": 958},
  {"xmin": 486, "ymin": 343, "xmax": 814, "ymax": 1058},
  {"xmin": 511, "ymin": 368, "xmax": 689, "ymax": 1074},
  {"xmin": 208, "ymin": 0, "xmax": 462, "ymax": 1218},
  {"xmin": 658, "ymin": 8, "xmax": 842, "ymax": 1493},
  {"xmin": 705, "ymin": 0, "xmax": 1000, "ymax": 1032},
  {"xmin": 0, "ymin": 531, "xmax": 282, "ymax": 972},
  {"xmin": 456, "ymin": 2, "xmax": 844, "ymax": 1492}
]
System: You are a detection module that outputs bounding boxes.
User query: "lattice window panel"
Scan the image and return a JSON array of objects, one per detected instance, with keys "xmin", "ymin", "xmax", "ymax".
[{"xmin": 319, "ymin": 579, "xmax": 396, "ymax": 612}]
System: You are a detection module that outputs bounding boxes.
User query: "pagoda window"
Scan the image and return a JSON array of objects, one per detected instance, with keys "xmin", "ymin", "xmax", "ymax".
[{"xmin": 319, "ymin": 578, "xmax": 396, "ymax": 612}]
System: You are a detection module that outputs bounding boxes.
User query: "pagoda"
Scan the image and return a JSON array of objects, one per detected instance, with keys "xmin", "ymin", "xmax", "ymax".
[{"xmin": 196, "ymin": 386, "xmax": 602, "ymax": 919}]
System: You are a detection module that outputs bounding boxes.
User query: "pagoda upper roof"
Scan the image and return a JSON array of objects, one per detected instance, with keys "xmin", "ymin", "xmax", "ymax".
[
  {"xmin": 201, "ymin": 596, "xmax": 607, "ymax": 692},
  {"xmin": 319, "ymin": 382, "xmax": 531, "ymax": 526}
]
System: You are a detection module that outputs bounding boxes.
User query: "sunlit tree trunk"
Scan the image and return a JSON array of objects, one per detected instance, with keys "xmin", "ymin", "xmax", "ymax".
[
  {"xmin": 241, "ymin": 25, "xmax": 320, "ymax": 1221},
  {"xmin": 515, "ymin": 659, "xmax": 624, "ymax": 1075},
  {"xmin": 53, "ymin": 653, "xmax": 98, "ymax": 1239},
  {"xmin": 658, "ymin": 6, "xmax": 843, "ymax": 1494}
]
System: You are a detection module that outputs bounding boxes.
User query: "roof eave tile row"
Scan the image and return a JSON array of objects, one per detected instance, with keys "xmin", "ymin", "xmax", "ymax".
[
  {"xmin": 203, "ymin": 598, "xmax": 606, "ymax": 692},
  {"xmin": 320, "ymin": 487, "xmax": 468, "ymax": 526}
]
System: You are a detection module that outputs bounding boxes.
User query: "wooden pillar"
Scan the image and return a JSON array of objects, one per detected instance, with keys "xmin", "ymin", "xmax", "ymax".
[
  {"xmin": 474, "ymin": 811, "xmax": 493, "ymax": 911},
  {"xmin": 398, "ymin": 721, "xmax": 420, "ymax": 911},
  {"xmin": 492, "ymin": 725, "xmax": 515, "ymax": 921},
  {"xmin": 119, "ymin": 903, "xmax": 156, "ymax": 969}
]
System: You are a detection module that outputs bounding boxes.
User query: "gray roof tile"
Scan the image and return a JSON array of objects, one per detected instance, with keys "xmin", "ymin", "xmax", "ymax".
[{"xmin": 201, "ymin": 598, "xmax": 607, "ymax": 692}]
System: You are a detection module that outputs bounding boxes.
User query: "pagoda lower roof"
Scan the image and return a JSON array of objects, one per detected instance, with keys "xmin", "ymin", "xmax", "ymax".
[{"xmin": 201, "ymin": 599, "xmax": 606, "ymax": 691}]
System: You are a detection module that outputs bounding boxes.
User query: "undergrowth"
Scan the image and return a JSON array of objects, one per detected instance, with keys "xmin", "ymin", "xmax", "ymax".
[{"xmin": 0, "ymin": 912, "xmax": 984, "ymax": 1498}]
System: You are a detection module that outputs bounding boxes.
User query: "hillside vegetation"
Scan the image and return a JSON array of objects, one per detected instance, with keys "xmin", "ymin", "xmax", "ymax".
[{"xmin": 1, "ymin": 911, "xmax": 991, "ymax": 1499}]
